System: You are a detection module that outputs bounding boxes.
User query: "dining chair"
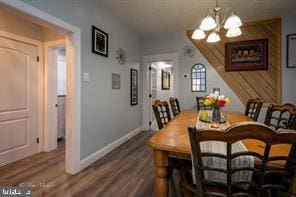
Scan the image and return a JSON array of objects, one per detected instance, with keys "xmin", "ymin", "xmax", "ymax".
[
  {"xmin": 152, "ymin": 100, "xmax": 172, "ymax": 130},
  {"xmin": 181, "ymin": 122, "xmax": 296, "ymax": 197},
  {"xmin": 196, "ymin": 96, "xmax": 212, "ymax": 111},
  {"xmin": 244, "ymin": 98, "xmax": 263, "ymax": 121},
  {"xmin": 169, "ymin": 97, "xmax": 181, "ymax": 117},
  {"xmin": 264, "ymin": 103, "xmax": 296, "ymax": 130}
]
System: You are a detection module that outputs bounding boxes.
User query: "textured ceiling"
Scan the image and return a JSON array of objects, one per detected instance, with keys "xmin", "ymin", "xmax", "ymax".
[{"xmin": 98, "ymin": 0, "xmax": 296, "ymax": 36}]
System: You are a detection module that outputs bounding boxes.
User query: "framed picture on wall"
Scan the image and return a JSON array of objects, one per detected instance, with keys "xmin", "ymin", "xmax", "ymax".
[
  {"xmin": 92, "ymin": 25, "xmax": 108, "ymax": 57},
  {"xmin": 112, "ymin": 73, "xmax": 120, "ymax": 89},
  {"xmin": 287, "ymin": 34, "xmax": 296, "ymax": 68},
  {"xmin": 130, "ymin": 69, "xmax": 138, "ymax": 106},
  {"xmin": 225, "ymin": 39, "xmax": 268, "ymax": 71},
  {"xmin": 161, "ymin": 69, "xmax": 170, "ymax": 90}
]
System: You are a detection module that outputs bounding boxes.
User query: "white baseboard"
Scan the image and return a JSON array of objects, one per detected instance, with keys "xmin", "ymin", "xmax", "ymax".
[{"xmin": 79, "ymin": 126, "xmax": 144, "ymax": 171}]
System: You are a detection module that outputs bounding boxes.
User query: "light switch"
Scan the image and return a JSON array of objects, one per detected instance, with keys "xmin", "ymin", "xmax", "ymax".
[{"xmin": 83, "ymin": 72, "xmax": 90, "ymax": 82}]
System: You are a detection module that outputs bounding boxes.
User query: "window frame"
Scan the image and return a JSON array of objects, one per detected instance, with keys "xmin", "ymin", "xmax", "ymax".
[{"xmin": 191, "ymin": 63, "xmax": 206, "ymax": 92}]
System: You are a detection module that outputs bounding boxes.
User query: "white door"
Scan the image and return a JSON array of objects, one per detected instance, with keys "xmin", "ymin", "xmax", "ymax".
[
  {"xmin": 149, "ymin": 66, "xmax": 158, "ymax": 130},
  {"xmin": 0, "ymin": 36, "xmax": 38, "ymax": 167}
]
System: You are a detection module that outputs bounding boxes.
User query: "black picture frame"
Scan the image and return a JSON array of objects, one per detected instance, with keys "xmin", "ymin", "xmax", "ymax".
[
  {"xmin": 287, "ymin": 34, "xmax": 296, "ymax": 68},
  {"xmin": 161, "ymin": 69, "xmax": 170, "ymax": 90},
  {"xmin": 130, "ymin": 69, "xmax": 138, "ymax": 106},
  {"xmin": 92, "ymin": 25, "xmax": 108, "ymax": 57},
  {"xmin": 213, "ymin": 87, "xmax": 220, "ymax": 95},
  {"xmin": 225, "ymin": 39, "xmax": 268, "ymax": 71}
]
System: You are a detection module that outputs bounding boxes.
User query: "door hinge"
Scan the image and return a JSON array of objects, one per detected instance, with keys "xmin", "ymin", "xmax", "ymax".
[
  {"xmin": 37, "ymin": 138, "xmax": 39, "ymax": 144},
  {"xmin": 149, "ymin": 121, "xmax": 152, "ymax": 125},
  {"xmin": 149, "ymin": 94, "xmax": 152, "ymax": 98},
  {"xmin": 37, "ymin": 56, "xmax": 40, "ymax": 62}
]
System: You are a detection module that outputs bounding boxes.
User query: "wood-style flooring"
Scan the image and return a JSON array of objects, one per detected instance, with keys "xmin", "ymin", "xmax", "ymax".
[{"xmin": 0, "ymin": 131, "xmax": 181, "ymax": 197}]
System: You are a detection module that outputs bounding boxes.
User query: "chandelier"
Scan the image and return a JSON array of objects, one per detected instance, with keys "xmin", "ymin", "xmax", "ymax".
[{"xmin": 192, "ymin": 0, "xmax": 242, "ymax": 43}]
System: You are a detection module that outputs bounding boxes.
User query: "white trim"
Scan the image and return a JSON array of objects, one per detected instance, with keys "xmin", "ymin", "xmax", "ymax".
[
  {"xmin": 65, "ymin": 33, "xmax": 81, "ymax": 174},
  {"xmin": 80, "ymin": 126, "xmax": 144, "ymax": 171},
  {"xmin": 0, "ymin": 30, "xmax": 44, "ymax": 154},
  {"xmin": 0, "ymin": 0, "xmax": 82, "ymax": 174},
  {"xmin": 142, "ymin": 53, "xmax": 179, "ymax": 130},
  {"xmin": 43, "ymin": 39, "xmax": 65, "ymax": 152}
]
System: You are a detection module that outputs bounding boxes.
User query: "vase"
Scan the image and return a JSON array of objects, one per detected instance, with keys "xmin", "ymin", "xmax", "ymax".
[{"xmin": 212, "ymin": 107, "xmax": 221, "ymax": 122}]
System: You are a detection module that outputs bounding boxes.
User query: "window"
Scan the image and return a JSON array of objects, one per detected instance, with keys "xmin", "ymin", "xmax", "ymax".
[{"xmin": 191, "ymin": 64, "xmax": 206, "ymax": 92}]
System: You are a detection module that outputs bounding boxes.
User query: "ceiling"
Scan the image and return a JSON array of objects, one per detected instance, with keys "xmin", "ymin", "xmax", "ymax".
[{"xmin": 98, "ymin": 0, "xmax": 296, "ymax": 36}]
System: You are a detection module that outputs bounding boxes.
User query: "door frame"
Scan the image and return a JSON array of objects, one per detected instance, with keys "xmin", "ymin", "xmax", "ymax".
[
  {"xmin": 0, "ymin": 0, "xmax": 82, "ymax": 174},
  {"xmin": 44, "ymin": 39, "xmax": 66, "ymax": 152},
  {"xmin": 142, "ymin": 53, "xmax": 179, "ymax": 130},
  {"xmin": 0, "ymin": 30, "xmax": 44, "ymax": 153}
]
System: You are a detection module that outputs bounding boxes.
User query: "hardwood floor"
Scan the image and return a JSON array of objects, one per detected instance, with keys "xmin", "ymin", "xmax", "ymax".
[{"xmin": 0, "ymin": 131, "xmax": 180, "ymax": 197}]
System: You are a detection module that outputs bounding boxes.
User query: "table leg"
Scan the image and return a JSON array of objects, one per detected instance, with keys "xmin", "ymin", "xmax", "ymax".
[{"xmin": 153, "ymin": 149, "xmax": 169, "ymax": 197}]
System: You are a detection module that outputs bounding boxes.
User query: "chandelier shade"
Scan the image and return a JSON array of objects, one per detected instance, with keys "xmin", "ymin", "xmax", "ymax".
[
  {"xmin": 207, "ymin": 32, "xmax": 221, "ymax": 43},
  {"xmin": 199, "ymin": 15, "xmax": 217, "ymax": 31},
  {"xmin": 192, "ymin": 0, "xmax": 243, "ymax": 43},
  {"xmin": 224, "ymin": 13, "xmax": 242, "ymax": 29},
  {"xmin": 192, "ymin": 28, "xmax": 206, "ymax": 39},
  {"xmin": 226, "ymin": 27, "xmax": 242, "ymax": 37}
]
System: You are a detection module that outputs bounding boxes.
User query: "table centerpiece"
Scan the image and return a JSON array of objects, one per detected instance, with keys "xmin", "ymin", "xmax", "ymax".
[{"xmin": 204, "ymin": 92, "xmax": 231, "ymax": 122}]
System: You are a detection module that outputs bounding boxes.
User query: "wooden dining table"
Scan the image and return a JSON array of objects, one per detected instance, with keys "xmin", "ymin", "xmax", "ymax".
[{"xmin": 148, "ymin": 110, "xmax": 292, "ymax": 197}]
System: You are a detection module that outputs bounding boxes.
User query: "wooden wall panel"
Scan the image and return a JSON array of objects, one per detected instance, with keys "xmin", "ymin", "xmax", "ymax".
[{"xmin": 187, "ymin": 18, "xmax": 281, "ymax": 105}]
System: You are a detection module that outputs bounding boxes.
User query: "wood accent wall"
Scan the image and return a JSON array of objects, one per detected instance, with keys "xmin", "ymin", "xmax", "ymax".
[{"xmin": 187, "ymin": 18, "xmax": 281, "ymax": 105}]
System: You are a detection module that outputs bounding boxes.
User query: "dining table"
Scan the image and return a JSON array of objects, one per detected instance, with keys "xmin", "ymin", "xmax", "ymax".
[{"xmin": 148, "ymin": 110, "xmax": 292, "ymax": 197}]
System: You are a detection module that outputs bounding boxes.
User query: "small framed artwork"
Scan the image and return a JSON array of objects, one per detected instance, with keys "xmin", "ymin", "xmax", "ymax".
[
  {"xmin": 92, "ymin": 25, "xmax": 108, "ymax": 57},
  {"xmin": 112, "ymin": 73, "xmax": 120, "ymax": 89},
  {"xmin": 161, "ymin": 69, "xmax": 170, "ymax": 90},
  {"xmin": 225, "ymin": 39, "xmax": 268, "ymax": 71},
  {"xmin": 287, "ymin": 34, "xmax": 296, "ymax": 68},
  {"xmin": 130, "ymin": 69, "xmax": 138, "ymax": 106},
  {"xmin": 213, "ymin": 87, "xmax": 220, "ymax": 95}
]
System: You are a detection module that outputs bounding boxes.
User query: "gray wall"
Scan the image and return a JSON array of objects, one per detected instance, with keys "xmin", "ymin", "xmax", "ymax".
[
  {"xmin": 21, "ymin": 0, "xmax": 143, "ymax": 160},
  {"xmin": 282, "ymin": 13, "xmax": 296, "ymax": 105},
  {"xmin": 143, "ymin": 31, "xmax": 245, "ymax": 112}
]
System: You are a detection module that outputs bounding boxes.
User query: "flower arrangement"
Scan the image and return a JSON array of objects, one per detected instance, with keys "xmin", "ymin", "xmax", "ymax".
[{"xmin": 204, "ymin": 93, "xmax": 231, "ymax": 109}]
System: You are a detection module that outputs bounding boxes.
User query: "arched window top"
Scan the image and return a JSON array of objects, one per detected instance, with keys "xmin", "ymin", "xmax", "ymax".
[
  {"xmin": 191, "ymin": 63, "xmax": 206, "ymax": 92},
  {"xmin": 192, "ymin": 64, "xmax": 206, "ymax": 73}
]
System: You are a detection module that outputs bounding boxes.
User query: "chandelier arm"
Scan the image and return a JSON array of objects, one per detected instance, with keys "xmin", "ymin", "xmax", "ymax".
[
  {"xmin": 207, "ymin": 8, "xmax": 214, "ymax": 17},
  {"xmin": 222, "ymin": 7, "xmax": 234, "ymax": 25},
  {"xmin": 220, "ymin": 7, "xmax": 227, "ymax": 25}
]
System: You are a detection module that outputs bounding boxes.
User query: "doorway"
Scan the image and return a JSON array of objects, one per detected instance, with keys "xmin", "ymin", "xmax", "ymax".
[
  {"xmin": 44, "ymin": 41, "xmax": 67, "ymax": 152},
  {"xmin": 57, "ymin": 48, "xmax": 66, "ymax": 143},
  {"xmin": 142, "ymin": 53, "xmax": 179, "ymax": 130},
  {"xmin": 1, "ymin": 0, "xmax": 81, "ymax": 174},
  {"xmin": 149, "ymin": 61, "xmax": 174, "ymax": 130}
]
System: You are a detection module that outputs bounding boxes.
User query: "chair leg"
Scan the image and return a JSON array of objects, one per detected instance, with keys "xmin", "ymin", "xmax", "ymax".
[
  {"xmin": 167, "ymin": 165, "xmax": 177, "ymax": 196},
  {"xmin": 179, "ymin": 178, "xmax": 193, "ymax": 197}
]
